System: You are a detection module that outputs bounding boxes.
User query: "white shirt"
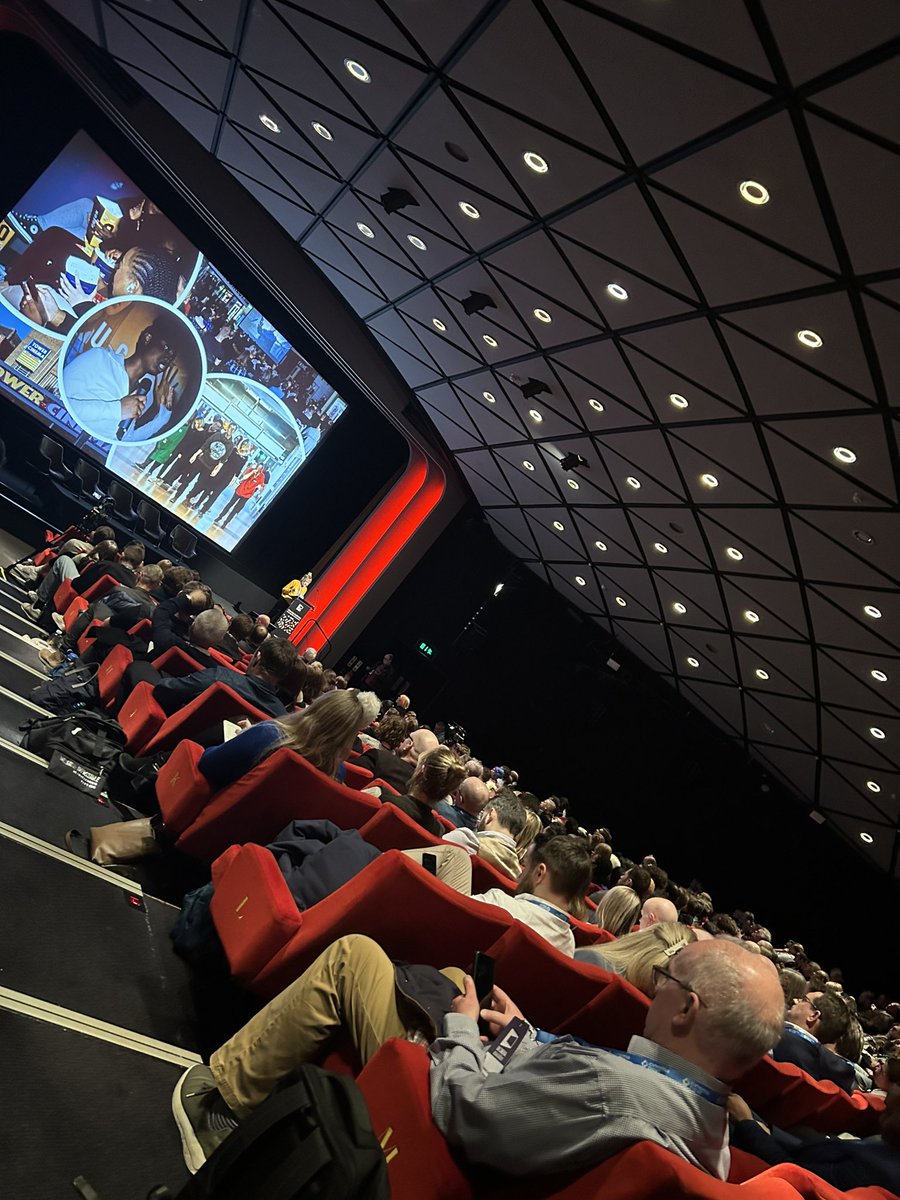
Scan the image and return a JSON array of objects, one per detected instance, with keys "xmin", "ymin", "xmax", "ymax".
[
  {"xmin": 473, "ymin": 889, "xmax": 575, "ymax": 957},
  {"xmin": 63, "ymin": 346, "xmax": 130, "ymax": 442}
]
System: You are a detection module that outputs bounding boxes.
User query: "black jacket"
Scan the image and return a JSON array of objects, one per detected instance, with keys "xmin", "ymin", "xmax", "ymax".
[
  {"xmin": 772, "ymin": 1027, "xmax": 856, "ymax": 1094},
  {"xmin": 153, "ymin": 664, "xmax": 286, "ymax": 718},
  {"xmin": 354, "ymin": 747, "xmax": 414, "ymax": 794},
  {"xmin": 267, "ymin": 820, "xmax": 380, "ymax": 910}
]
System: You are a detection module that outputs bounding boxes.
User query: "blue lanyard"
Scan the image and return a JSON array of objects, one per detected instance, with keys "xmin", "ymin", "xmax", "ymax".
[
  {"xmin": 603, "ymin": 1049, "xmax": 726, "ymax": 1107},
  {"xmin": 520, "ymin": 896, "xmax": 570, "ymax": 925},
  {"xmin": 784, "ymin": 1023, "xmax": 819, "ymax": 1046}
]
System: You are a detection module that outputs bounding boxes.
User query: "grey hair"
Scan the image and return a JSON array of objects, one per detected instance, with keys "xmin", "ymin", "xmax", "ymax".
[
  {"xmin": 687, "ymin": 946, "xmax": 785, "ymax": 1078},
  {"xmin": 190, "ymin": 608, "xmax": 229, "ymax": 649}
]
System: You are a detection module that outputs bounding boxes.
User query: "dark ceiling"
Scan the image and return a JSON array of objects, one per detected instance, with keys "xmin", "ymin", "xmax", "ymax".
[{"xmin": 48, "ymin": 0, "xmax": 900, "ymax": 874}]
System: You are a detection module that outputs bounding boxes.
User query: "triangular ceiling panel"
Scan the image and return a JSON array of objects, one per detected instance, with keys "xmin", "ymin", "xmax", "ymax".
[
  {"xmin": 734, "ymin": 635, "xmax": 816, "ymax": 701},
  {"xmin": 622, "ymin": 316, "xmax": 746, "ymax": 413},
  {"xmin": 668, "ymin": 423, "xmax": 777, "ymax": 504},
  {"xmin": 698, "ymin": 508, "xmax": 796, "ymax": 578}
]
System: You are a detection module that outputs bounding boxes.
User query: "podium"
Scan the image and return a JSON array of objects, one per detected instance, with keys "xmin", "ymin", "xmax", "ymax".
[{"xmin": 272, "ymin": 594, "xmax": 312, "ymax": 639}]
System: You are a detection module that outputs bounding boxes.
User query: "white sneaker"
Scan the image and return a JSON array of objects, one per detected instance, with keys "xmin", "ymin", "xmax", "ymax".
[
  {"xmin": 10, "ymin": 563, "xmax": 39, "ymax": 583},
  {"xmin": 20, "ymin": 601, "xmax": 42, "ymax": 622},
  {"xmin": 52, "ymin": 612, "xmax": 66, "ymax": 632}
]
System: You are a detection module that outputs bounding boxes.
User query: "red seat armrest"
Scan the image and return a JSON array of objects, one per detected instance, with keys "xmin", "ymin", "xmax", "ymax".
[{"xmin": 210, "ymin": 843, "xmax": 302, "ymax": 984}]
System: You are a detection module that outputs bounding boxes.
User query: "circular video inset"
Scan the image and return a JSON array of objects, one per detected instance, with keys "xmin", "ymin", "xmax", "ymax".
[{"xmin": 58, "ymin": 295, "xmax": 205, "ymax": 445}]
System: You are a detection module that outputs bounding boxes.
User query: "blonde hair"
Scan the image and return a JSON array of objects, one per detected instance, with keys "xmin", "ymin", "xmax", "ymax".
[
  {"xmin": 594, "ymin": 922, "xmax": 698, "ymax": 995},
  {"xmin": 591, "ymin": 885, "xmax": 642, "ymax": 938},
  {"xmin": 516, "ymin": 809, "xmax": 542, "ymax": 861},
  {"xmin": 270, "ymin": 690, "xmax": 380, "ymax": 778},
  {"xmin": 410, "ymin": 745, "xmax": 466, "ymax": 804}
]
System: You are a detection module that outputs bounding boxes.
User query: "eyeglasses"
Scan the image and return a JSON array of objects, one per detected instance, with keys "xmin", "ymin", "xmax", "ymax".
[{"xmin": 651, "ymin": 964, "xmax": 706, "ymax": 1007}]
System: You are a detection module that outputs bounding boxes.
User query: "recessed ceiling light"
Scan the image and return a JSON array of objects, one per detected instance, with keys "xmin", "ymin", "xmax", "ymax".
[
  {"xmin": 259, "ymin": 113, "xmax": 280, "ymax": 132},
  {"xmin": 832, "ymin": 446, "xmax": 856, "ymax": 464},
  {"xmin": 653, "ymin": 542, "xmax": 668, "ymax": 554},
  {"xmin": 588, "ymin": 398, "xmax": 605, "ymax": 412},
  {"xmin": 595, "ymin": 540, "xmax": 607, "ymax": 552},
  {"xmin": 522, "ymin": 460, "xmax": 535, "ymax": 471},
  {"xmin": 797, "ymin": 329, "xmax": 823, "ymax": 348},
  {"xmin": 432, "ymin": 318, "xmax": 446, "ymax": 331},
  {"xmin": 575, "ymin": 575, "xmax": 586, "ymax": 586},
  {"xmin": 407, "ymin": 235, "xmax": 427, "ymax": 251},
  {"xmin": 743, "ymin": 610, "xmax": 760, "ymax": 623},
  {"xmin": 482, "ymin": 334, "xmax": 498, "ymax": 347},
  {"xmin": 552, "ymin": 520, "xmax": 565, "ymax": 531},
  {"xmin": 523, "ymin": 151, "xmax": 549, "ymax": 174},
  {"xmin": 870, "ymin": 726, "xmax": 886, "ymax": 739},
  {"xmin": 344, "ymin": 59, "xmax": 371, "ymax": 83},
  {"xmin": 725, "ymin": 547, "xmax": 744, "ymax": 561},
  {"xmin": 532, "ymin": 308, "xmax": 552, "ymax": 325},
  {"xmin": 700, "ymin": 473, "xmax": 719, "ymax": 489},
  {"xmin": 870, "ymin": 669, "xmax": 888, "ymax": 682},
  {"xmin": 866, "ymin": 780, "xmax": 881, "ymax": 793},
  {"xmin": 482, "ymin": 391, "xmax": 496, "ymax": 403},
  {"xmin": 625, "ymin": 476, "xmax": 641, "ymax": 489},
  {"xmin": 528, "ymin": 409, "xmax": 543, "ymax": 423},
  {"xmin": 671, "ymin": 602, "xmax": 686, "ymax": 615},
  {"xmin": 458, "ymin": 201, "xmax": 480, "ymax": 219},
  {"xmin": 669, "ymin": 393, "xmax": 688, "ymax": 409},
  {"xmin": 864, "ymin": 605, "xmax": 883, "ymax": 619},
  {"xmin": 615, "ymin": 596, "xmax": 627, "ymax": 607},
  {"xmin": 311, "ymin": 121, "xmax": 333, "ymax": 141},
  {"xmin": 606, "ymin": 283, "xmax": 628, "ymax": 301},
  {"xmin": 762, "ymin": 723, "xmax": 775, "ymax": 734},
  {"xmin": 356, "ymin": 222, "xmax": 375, "ymax": 238},
  {"xmin": 686, "ymin": 657, "xmax": 700, "ymax": 668},
  {"xmin": 860, "ymin": 831, "xmax": 874, "ymax": 844},
  {"xmin": 566, "ymin": 478, "xmax": 580, "ymax": 490},
  {"xmin": 853, "ymin": 530, "xmax": 874, "ymax": 544},
  {"xmin": 739, "ymin": 180, "xmax": 769, "ymax": 205},
  {"xmin": 755, "ymin": 668, "xmax": 769, "ymax": 680}
]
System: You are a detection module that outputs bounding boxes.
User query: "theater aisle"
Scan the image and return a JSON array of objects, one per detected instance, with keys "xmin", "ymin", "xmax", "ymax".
[{"xmin": 0, "ymin": 562, "xmax": 197, "ymax": 1197}]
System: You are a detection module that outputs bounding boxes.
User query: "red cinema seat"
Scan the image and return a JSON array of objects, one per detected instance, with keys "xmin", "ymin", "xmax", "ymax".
[
  {"xmin": 140, "ymin": 681, "xmax": 271, "ymax": 757},
  {"xmin": 470, "ymin": 855, "xmax": 517, "ymax": 896},
  {"xmin": 207, "ymin": 647, "xmax": 239, "ymax": 670},
  {"xmin": 62, "ymin": 595, "xmax": 89, "ymax": 633},
  {"xmin": 553, "ymin": 972, "xmax": 651, "ymax": 1051},
  {"xmin": 176, "ymin": 746, "xmax": 381, "ymax": 862},
  {"xmin": 78, "ymin": 572, "xmax": 119, "ymax": 605},
  {"xmin": 357, "ymin": 1041, "xmax": 474, "ymax": 1200},
  {"xmin": 119, "ymin": 680, "xmax": 166, "ymax": 751},
  {"xmin": 155, "ymin": 739, "xmax": 211, "ymax": 836},
  {"xmin": 128, "ymin": 617, "xmax": 152, "ymax": 643},
  {"xmin": 76, "ymin": 617, "xmax": 104, "ymax": 656},
  {"xmin": 98, "ymin": 644, "xmax": 134, "ymax": 710},
  {"xmin": 358, "ymin": 802, "xmax": 447, "ymax": 853},
  {"xmin": 214, "ymin": 850, "xmax": 515, "ymax": 999},
  {"xmin": 151, "ymin": 645, "xmax": 207, "ymax": 676},
  {"xmin": 34, "ymin": 524, "xmax": 81, "ymax": 568},
  {"xmin": 570, "ymin": 915, "xmax": 615, "ymax": 948},
  {"xmin": 733, "ymin": 1054, "xmax": 884, "ymax": 1137},
  {"xmin": 209, "ymin": 843, "xmax": 302, "ymax": 984},
  {"xmin": 483, "ymin": 922, "xmax": 614, "ymax": 1033},
  {"xmin": 343, "ymin": 760, "xmax": 374, "ymax": 789},
  {"xmin": 53, "ymin": 577, "xmax": 78, "ymax": 614}
]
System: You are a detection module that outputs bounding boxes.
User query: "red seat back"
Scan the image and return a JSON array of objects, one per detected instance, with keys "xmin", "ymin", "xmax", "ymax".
[
  {"xmin": 151, "ymin": 645, "xmax": 206, "ymax": 676},
  {"xmin": 470, "ymin": 854, "xmax": 517, "ymax": 896},
  {"xmin": 98, "ymin": 643, "xmax": 134, "ymax": 709},
  {"xmin": 155, "ymin": 739, "xmax": 212, "ymax": 835},
  {"xmin": 358, "ymin": 803, "xmax": 446, "ymax": 852},
  {"xmin": 76, "ymin": 617, "xmax": 104, "ymax": 656},
  {"xmin": 176, "ymin": 746, "xmax": 381, "ymax": 862},
  {"xmin": 210, "ymin": 843, "xmax": 303, "ymax": 983},
  {"xmin": 207, "ymin": 647, "xmax": 239, "ymax": 670},
  {"xmin": 553, "ymin": 972, "xmax": 651, "ymax": 1050},
  {"xmin": 79, "ymin": 573, "xmax": 119, "ymax": 604},
  {"xmin": 733, "ymin": 1053, "xmax": 884, "ymax": 1136},
  {"xmin": 63, "ymin": 595, "xmax": 89, "ymax": 632},
  {"xmin": 119, "ymin": 680, "xmax": 166, "ymax": 751},
  {"xmin": 141, "ymin": 680, "xmax": 272, "ymax": 757},
  {"xmin": 53, "ymin": 578, "xmax": 78, "ymax": 614},
  {"xmin": 127, "ymin": 617, "xmax": 152, "ymax": 642},
  {"xmin": 343, "ymin": 760, "xmax": 375, "ymax": 789}
]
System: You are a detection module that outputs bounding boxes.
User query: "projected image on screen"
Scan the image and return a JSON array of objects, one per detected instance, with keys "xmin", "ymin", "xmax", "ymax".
[{"xmin": 0, "ymin": 131, "xmax": 347, "ymax": 552}]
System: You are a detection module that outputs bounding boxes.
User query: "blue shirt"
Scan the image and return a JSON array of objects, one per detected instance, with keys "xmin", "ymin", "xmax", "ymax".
[
  {"xmin": 199, "ymin": 720, "xmax": 284, "ymax": 789},
  {"xmin": 434, "ymin": 800, "xmax": 477, "ymax": 831}
]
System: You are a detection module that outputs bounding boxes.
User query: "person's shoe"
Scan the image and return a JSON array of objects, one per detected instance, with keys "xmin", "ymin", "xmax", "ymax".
[
  {"xmin": 20, "ymin": 601, "xmax": 42, "ymax": 622},
  {"xmin": 10, "ymin": 562, "xmax": 39, "ymax": 583},
  {"xmin": 51, "ymin": 611, "xmax": 67, "ymax": 632},
  {"xmin": 39, "ymin": 645, "xmax": 66, "ymax": 669},
  {"xmin": 22, "ymin": 634, "xmax": 53, "ymax": 650},
  {"xmin": 172, "ymin": 1065, "xmax": 239, "ymax": 1173}
]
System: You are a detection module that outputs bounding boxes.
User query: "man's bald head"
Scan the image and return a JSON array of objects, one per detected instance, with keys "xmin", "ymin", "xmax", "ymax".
[
  {"xmin": 457, "ymin": 776, "xmax": 490, "ymax": 816},
  {"xmin": 639, "ymin": 896, "xmax": 678, "ymax": 930},
  {"xmin": 402, "ymin": 728, "xmax": 439, "ymax": 764},
  {"xmin": 644, "ymin": 938, "xmax": 784, "ymax": 1082}
]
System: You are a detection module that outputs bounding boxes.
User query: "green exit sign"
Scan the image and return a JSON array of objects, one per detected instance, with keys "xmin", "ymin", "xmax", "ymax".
[{"xmin": 418, "ymin": 641, "xmax": 434, "ymax": 657}]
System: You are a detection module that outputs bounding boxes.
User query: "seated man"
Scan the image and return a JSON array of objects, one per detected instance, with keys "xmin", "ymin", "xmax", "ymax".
[
  {"xmin": 435, "ymin": 775, "xmax": 490, "ymax": 832},
  {"xmin": 639, "ymin": 896, "xmax": 679, "ymax": 930},
  {"xmin": 151, "ymin": 584, "xmax": 213, "ymax": 656},
  {"xmin": 40, "ymin": 562, "xmax": 163, "ymax": 669},
  {"xmin": 172, "ymin": 936, "xmax": 784, "ymax": 1179},
  {"xmin": 73, "ymin": 540, "xmax": 145, "ymax": 595},
  {"xmin": 152, "ymin": 635, "xmax": 300, "ymax": 718},
  {"xmin": 356, "ymin": 721, "xmax": 439, "ymax": 795},
  {"xmin": 21, "ymin": 538, "xmax": 120, "ymax": 624},
  {"xmin": 773, "ymin": 989, "xmax": 856, "ymax": 1093},
  {"xmin": 470, "ymin": 831, "xmax": 590, "ymax": 956},
  {"xmin": 442, "ymin": 788, "xmax": 526, "ymax": 880},
  {"xmin": 10, "ymin": 522, "xmax": 114, "ymax": 585}
]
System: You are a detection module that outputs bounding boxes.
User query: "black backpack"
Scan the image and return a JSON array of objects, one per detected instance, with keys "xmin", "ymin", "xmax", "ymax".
[
  {"xmin": 74, "ymin": 1065, "xmax": 390, "ymax": 1200},
  {"xmin": 20, "ymin": 711, "xmax": 127, "ymax": 789},
  {"xmin": 30, "ymin": 661, "xmax": 100, "ymax": 713}
]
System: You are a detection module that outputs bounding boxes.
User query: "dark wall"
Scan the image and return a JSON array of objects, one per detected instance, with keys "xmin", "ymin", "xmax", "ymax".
[{"xmin": 347, "ymin": 503, "xmax": 900, "ymax": 997}]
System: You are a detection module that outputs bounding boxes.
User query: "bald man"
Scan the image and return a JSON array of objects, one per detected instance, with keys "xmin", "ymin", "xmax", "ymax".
[
  {"xmin": 435, "ymin": 775, "xmax": 490, "ymax": 832},
  {"xmin": 354, "ymin": 726, "xmax": 439, "ymax": 795},
  {"xmin": 639, "ymin": 896, "xmax": 679, "ymax": 930},
  {"xmin": 174, "ymin": 934, "xmax": 785, "ymax": 1180}
]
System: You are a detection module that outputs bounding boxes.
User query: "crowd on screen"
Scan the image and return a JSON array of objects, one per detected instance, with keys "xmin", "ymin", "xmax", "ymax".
[{"xmin": 9, "ymin": 528, "xmax": 900, "ymax": 1194}]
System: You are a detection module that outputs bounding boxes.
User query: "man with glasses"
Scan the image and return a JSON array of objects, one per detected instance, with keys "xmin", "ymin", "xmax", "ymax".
[
  {"xmin": 773, "ymin": 989, "xmax": 855, "ymax": 1093},
  {"xmin": 171, "ymin": 933, "xmax": 785, "ymax": 1181}
]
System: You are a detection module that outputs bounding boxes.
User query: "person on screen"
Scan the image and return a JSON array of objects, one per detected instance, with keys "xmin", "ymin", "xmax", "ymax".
[
  {"xmin": 216, "ymin": 459, "xmax": 268, "ymax": 529},
  {"xmin": 158, "ymin": 415, "xmax": 211, "ymax": 490},
  {"xmin": 194, "ymin": 436, "xmax": 251, "ymax": 517},
  {"xmin": 62, "ymin": 320, "xmax": 176, "ymax": 443},
  {"xmin": 170, "ymin": 423, "xmax": 232, "ymax": 509}
]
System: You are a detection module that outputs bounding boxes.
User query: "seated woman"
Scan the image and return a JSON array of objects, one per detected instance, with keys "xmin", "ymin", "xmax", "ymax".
[
  {"xmin": 574, "ymin": 922, "xmax": 698, "ymax": 996},
  {"xmin": 197, "ymin": 689, "xmax": 381, "ymax": 791},
  {"xmin": 589, "ymin": 883, "xmax": 642, "ymax": 937},
  {"xmin": 390, "ymin": 745, "xmax": 466, "ymax": 837}
]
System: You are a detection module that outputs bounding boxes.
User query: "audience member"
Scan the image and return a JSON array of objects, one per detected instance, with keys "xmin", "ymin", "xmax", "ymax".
[
  {"xmin": 152, "ymin": 636, "xmax": 299, "ymax": 719},
  {"xmin": 591, "ymin": 884, "xmax": 642, "ymax": 937},
  {"xmin": 442, "ymin": 788, "xmax": 527, "ymax": 880},
  {"xmin": 639, "ymin": 896, "xmax": 679, "ymax": 930},
  {"xmin": 576, "ymin": 923, "xmax": 698, "ymax": 994},
  {"xmin": 391, "ymin": 745, "xmax": 466, "ymax": 836},
  {"xmin": 434, "ymin": 775, "xmax": 490, "ymax": 832}
]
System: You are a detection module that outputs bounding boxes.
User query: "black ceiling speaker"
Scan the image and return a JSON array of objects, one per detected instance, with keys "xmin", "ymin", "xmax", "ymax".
[
  {"xmin": 380, "ymin": 187, "xmax": 419, "ymax": 214},
  {"xmin": 520, "ymin": 377, "xmax": 551, "ymax": 399},
  {"xmin": 560, "ymin": 452, "xmax": 589, "ymax": 471},
  {"xmin": 460, "ymin": 291, "xmax": 496, "ymax": 315}
]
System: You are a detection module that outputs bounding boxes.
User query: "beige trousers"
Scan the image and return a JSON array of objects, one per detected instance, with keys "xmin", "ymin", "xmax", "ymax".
[
  {"xmin": 401, "ymin": 844, "xmax": 472, "ymax": 895},
  {"xmin": 211, "ymin": 934, "xmax": 420, "ymax": 1117}
]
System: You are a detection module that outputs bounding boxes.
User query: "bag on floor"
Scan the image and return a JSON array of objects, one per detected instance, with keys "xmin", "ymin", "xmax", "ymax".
[
  {"xmin": 89, "ymin": 816, "xmax": 161, "ymax": 864},
  {"xmin": 30, "ymin": 661, "xmax": 100, "ymax": 713},
  {"xmin": 20, "ymin": 711, "xmax": 127, "ymax": 788},
  {"xmin": 169, "ymin": 1064, "xmax": 390, "ymax": 1200},
  {"xmin": 169, "ymin": 883, "xmax": 226, "ymax": 971}
]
